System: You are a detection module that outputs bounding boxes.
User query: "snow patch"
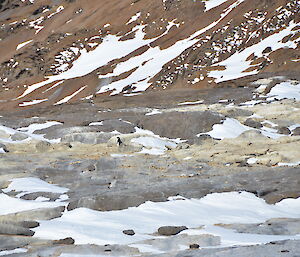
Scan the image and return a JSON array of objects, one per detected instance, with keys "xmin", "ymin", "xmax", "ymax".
[
  {"xmin": 16, "ymin": 39, "xmax": 33, "ymax": 50},
  {"xmin": 278, "ymin": 161, "xmax": 300, "ymax": 167},
  {"xmin": 89, "ymin": 121, "xmax": 103, "ymax": 126},
  {"xmin": 54, "ymin": 86, "xmax": 87, "ymax": 105},
  {"xmin": 0, "ymin": 193, "xmax": 63, "ymax": 215},
  {"xmin": 33, "ymin": 192, "xmax": 300, "ymax": 247},
  {"xmin": 145, "ymin": 109, "xmax": 162, "ymax": 116},
  {"xmin": 3, "ymin": 177, "xmax": 69, "ymax": 198},
  {"xmin": 198, "ymin": 118, "xmax": 284, "ymax": 140},
  {"xmin": 178, "ymin": 100, "xmax": 204, "ymax": 106},
  {"xmin": 267, "ymin": 81, "xmax": 300, "ymax": 101},
  {"xmin": 0, "ymin": 121, "xmax": 62, "ymax": 144},
  {"xmin": 198, "ymin": 118, "xmax": 250, "ymax": 139},
  {"xmin": 19, "ymin": 99, "xmax": 48, "ymax": 107},
  {"xmin": 0, "ymin": 249, "xmax": 28, "ymax": 256},
  {"xmin": 204, "ymin": 0, "xmax": 229, "ymax": 12},
  {"xmin": 126, "ymin": 12, "xmax": 141, "ymax": 24}
]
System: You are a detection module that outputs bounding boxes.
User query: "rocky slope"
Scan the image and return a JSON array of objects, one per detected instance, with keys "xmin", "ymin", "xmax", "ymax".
[{"xmin": 0, "ymin": 0, "xmax": 299, "ymax": 110}]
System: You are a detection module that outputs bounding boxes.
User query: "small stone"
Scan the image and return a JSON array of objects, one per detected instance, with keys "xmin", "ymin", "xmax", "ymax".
[
  {"xmin": 123, "ymin": 229, "xmax": 135, "ymax": 236},
  {"xmin": 157, "ymin": 226, "xmax": 187, "ymax": 236},
  {"xmin": 53, "ymin": 237, "xmax": 75, "ymax": 245},
  {"xmin": 190, "ymin": 244, "xmax": 200, "ymax": 249}
]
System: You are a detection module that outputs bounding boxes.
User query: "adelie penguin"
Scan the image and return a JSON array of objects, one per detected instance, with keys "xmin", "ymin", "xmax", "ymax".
[{"xmin": 117, "ymin": 137, "xmax": 122, "ymax": 146}]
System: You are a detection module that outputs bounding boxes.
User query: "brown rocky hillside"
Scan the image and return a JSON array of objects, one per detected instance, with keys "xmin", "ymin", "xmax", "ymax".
[{"xmin": 0, "ymin": 0, "xmax": 299, "ymax": 110}]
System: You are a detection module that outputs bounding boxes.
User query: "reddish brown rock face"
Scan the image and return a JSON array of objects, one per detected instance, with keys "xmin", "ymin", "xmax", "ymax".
[{"xmin": 0, "ymin": 0, "xmax": 299, "ymax": 111}]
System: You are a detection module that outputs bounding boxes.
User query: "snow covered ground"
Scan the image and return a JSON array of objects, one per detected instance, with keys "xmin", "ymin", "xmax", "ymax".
[
  {"xmin": 198, "ymin": 118, "xmax": 285, "ymax": 140},
  {"xmin": 0, "ymin": 121, "xmax": 62, "ymax": 144},
  {"xmin": 0, "ymin": 193, "xmax": 64, "ymax": 215},
  {"xmin": 1, "ymin": 172, "xmax": 299, "ymax": 255},
  {"xmin": 267, "ymin": 81, "xmax": 300, "ymax": 101},
  {"xmin": 3, "ymin": 177, "xmax": 69, "ymax": 198},
  {"xmin": 32, "ymin": 191, "xmax": 300, "ymax": 252}
]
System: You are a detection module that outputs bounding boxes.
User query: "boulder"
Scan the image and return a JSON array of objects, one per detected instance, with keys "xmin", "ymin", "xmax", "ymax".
[
  {"xmin": 123, "ymin": 229, "xmax": 135, "ymax": 236},
  {"xmin": 137, "ymin": 111, "xmax": 223, "ymax": 140},
  {"xmin": 157, "ymin": 226, "xmax": 188, "ymax": 236},
  {"xmin": 10, "ymin": 132, "xmax": 29, "ymax": 141},
  {"xmin": 277, "ymin": 126, "xmax": 291, "ymax": 135},
  {"xmin": 244, "ymin": 119, "xmax": 262, "ymax": 129},
  {"xmin": 292, "ymin": 127, "xmax": 300, "ymax": 136},
  {"xmin": 53, "ymin": 237, "xmax": 75, "ymax": 245}
]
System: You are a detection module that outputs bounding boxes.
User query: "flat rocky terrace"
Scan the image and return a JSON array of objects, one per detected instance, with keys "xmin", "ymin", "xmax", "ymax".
[{"xmin": 0, "ymin": 77, "xmax": 300, "ymax": 256}]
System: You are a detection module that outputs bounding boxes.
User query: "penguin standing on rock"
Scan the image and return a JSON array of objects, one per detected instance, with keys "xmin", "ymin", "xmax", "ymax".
[{"xmin": 117, "ymin": 137, "xmax": 122, "ymax": 146}]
